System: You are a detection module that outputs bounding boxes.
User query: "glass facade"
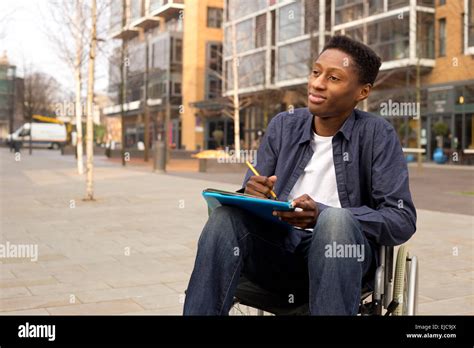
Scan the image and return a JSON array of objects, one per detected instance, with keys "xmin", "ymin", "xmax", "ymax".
[
  {"xmin": 226, "ymin": 0, "xmax": 267, "ymax": 21},
  {"xmin": 334, "ymin": 0, "xmax": 364, "ymax": 25},
  {"xmin": 226, "ymin": 52, "xmax": 266, "ymax": 89},
  {"xmin": 278, "ymin": 1, "xmax": 303, "ymax": 42},
  {"xmin": 110, "ymin": 0, "xmax": 122, "ymax": 33},
  {"xmin": 130, "ymin": 0, "xmax": 142, "ymax": 22},
  {"xmin": 278, "ymin": 39, "xmax": 310, "ymax": 81}
]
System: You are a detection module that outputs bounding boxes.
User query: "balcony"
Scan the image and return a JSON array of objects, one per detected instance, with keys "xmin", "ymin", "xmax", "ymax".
[
  {"xmin": 334, "ymin": 9, "xmax": 435, "ymax": 72},
  {"xmin": 110, "ymin": 26, "xmax": 140, "ymax": 40},
  {"xmin": 132, "ymin": 16, "xmax": 161, "ymax": 31},
  {"xmin": 149, "ymin": 0, "xmax": 184, "ymax": 21}
]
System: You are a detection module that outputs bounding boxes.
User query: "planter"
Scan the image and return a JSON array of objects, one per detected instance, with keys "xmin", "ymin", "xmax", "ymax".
[{"xmin": 432, "ymin": 147, "xmax": 447, "ymax": 164}]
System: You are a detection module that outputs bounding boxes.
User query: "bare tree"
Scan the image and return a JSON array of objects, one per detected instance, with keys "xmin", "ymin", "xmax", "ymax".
[
  {"xmin": 230, "ymin": 23, "xmax": 241, "ymax": 158},
  {"xmin": 85, "ymin": 0, "xmax": 98, "ymax": 201},
  {"xmin": 44, "ymin": 0, "xmax": 91, "ymax": 175},
  {"xmin": 23, "ymin": 71, "xmax": 61, "ymax": 119},
  {"xmin": 22, "ymin": 68, "xmax": 62, "ymax": 154}
]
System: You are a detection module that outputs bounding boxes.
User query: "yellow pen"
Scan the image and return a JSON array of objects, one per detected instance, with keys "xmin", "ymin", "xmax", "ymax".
[{"xmin": 245, "ymin": 160, "xmax": 278, "ymax": 200}]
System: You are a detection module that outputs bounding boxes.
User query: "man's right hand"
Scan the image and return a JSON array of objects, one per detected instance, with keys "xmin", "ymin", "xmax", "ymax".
[{"xmin": 244, "ymin": 175, "xmax": 277, "ymax": 199}]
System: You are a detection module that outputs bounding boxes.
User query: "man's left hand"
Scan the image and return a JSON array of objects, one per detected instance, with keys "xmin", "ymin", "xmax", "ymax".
[{"xmin": 273, "ymin": 194, "xmax": 319, "ymax": 229}]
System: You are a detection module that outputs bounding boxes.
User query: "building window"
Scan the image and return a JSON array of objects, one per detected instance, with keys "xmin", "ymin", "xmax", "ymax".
[
  {"xmin": 278, "ymin": 1, "xmax": 303, "ymax": 42},
  {"xmin": 335, "ymin": 0, "xmax": 364, "ymax": 25},
  {"xmin": 109, "ymin": 0, "xmax": 122, "ymax": 33},
  {"xmin": 469, "ymin": 0, "xmax": 474, "ymax": 47},
  {"xmin": 418, "ymin": 11, "xmax": 435, "ymax": 58},
  {"xmin": 438, "ymin": 18, "xmax": 446, "ymax": 57},
  {"xmin": 208, "ymin": 77, "xmax": 222, "ymax": 99},
  {"xmin": 171, "ymin": 38, "xmax": 182, "ymax": 63},
  {"xmin": 345, "ymin": 14, "xmax": 410, "ymax": 62},
  {"xmin": 255, "ymin": 14, "xmax": 266, "ymax": 48},
  {"xmin": 277, "ymin": 40, "xmax": 310, "ymax": 82},
  {"xmin": 207, "ymin": 43, "xmax": 223, "ymax": 99},
  {"xmin": 304, "ymin": 0, "xmax": 319, "ymax": 33},
  {"xmin": 418, "ymin": 0, "xmax": 434, "ymax": 6},
  {"xmin": 173, "ymin": 82, "xmax": 181, "ymax": 96},
  {"xmin": 226, "ymin": 0, "xmax": 267, "ymax": 21},
  {"xmin": 236, "ymin": 19, "xmax": 254, "ymax": 53},
  {"xmin": 209, "ymin": 43, "xmax": 223, "ymax": 72},
  {"xmin": 130, "ymin": 0, "xmax": 142, "ymax": 22},
  {"xmin": 228, "ymin": 52, "xmax": 265, "ymax": 89},
  {"xmin": 387, "ymin": 0, "xmax": 409, "ymax": 10},
  {"xmin": 438, "ymin": 0, "xmax": 446, "ymax": 5},
  {"xmin": 207, "ymin": 7, "xmax": 223, "ymax": 28}
]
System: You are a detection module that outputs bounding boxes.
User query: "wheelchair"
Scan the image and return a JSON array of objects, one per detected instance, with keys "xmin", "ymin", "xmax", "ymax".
[
  {"xmin": 231, "ymin": 244, "xmax": 419, "ymax": 316},
  {"xmin": 204, "ymin": 206, "xmax": 419, "ymax": 316}
]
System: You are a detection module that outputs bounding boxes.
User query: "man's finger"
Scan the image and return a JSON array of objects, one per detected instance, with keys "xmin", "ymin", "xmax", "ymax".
[
  {"xmin": 292, "ymin": 195, "xmax": 316, "ymax": 210},
  {"xmin": 247, "ymin": 181, "xmax": 271, "ymax": 195},
  {"xmin": 252, "ymin": 176, "xmax": 276, "ymax": 189},
  {"xmin": 246, "ymin": 188, "xmax": 267, "ymax": 198}
]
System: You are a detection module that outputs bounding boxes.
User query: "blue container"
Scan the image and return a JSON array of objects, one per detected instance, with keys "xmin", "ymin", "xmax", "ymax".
[{"xmin": 433, "ymin": 148, "xmax": 447, "ymax": 164}]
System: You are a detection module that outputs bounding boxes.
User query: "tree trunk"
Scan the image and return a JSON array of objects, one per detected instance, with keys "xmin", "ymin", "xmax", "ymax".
[
  {"xmin": 231, "ymin": 23, "xmax": 241, "ymax": 159},
  {"xmin": 85, "ymin": 0, "xmax": 97, "ymax": 200},
  {"xmin": 75, "ymin": 0, "xmax": 84, "ymax": 175}
]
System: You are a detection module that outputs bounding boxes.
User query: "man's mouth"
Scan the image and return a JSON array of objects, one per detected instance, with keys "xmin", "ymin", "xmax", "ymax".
[{"xmin": 308, "ymin": 93, "xmax": 327, "ymax": 104}]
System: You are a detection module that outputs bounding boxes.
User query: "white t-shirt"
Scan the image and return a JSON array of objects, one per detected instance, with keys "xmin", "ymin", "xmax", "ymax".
[{"xmin": 287, "ymin": 131, "xmax": 341, "ymax": 230}]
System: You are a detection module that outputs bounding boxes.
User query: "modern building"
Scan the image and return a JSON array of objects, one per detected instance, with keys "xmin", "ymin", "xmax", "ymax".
[
  {"xmin": 208, "ymin": 0, "xmax": 474, "ymax": 160},
  {"xmin": 0, "ymin": 52, "xmax": 24, "ymax": 141},
  {"xmin": 106, "ymin": 0, "xmax": 474, "ymax": 160},
  {"xmin": 105, "ymin": 0, "xmax": 223, "ymax": 153},
  {"xmin": 195, "ymin": 0, "xmax": 332, "ymax": 150}
]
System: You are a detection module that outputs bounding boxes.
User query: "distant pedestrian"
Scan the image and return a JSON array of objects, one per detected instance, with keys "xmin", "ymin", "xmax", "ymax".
[{"xmin": 13, "ymin": 140, "xmax": 21, "ymax": 153}]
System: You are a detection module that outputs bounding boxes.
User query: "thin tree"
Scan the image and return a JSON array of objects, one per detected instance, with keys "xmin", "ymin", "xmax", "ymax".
[
  {"xmin": 230, "ymin": 22, "xmax": 241, "ymax": 159},
  {"xmin": 85, "ymin": 0, "xmax": 98, "ymax": 201},
  {"xmin": 43, "ymin": 0, "xmax": 90, "ymax": 174},
  {"xmin": 74, "ymin": 1, "xmax": 85, "ymax": 175}
]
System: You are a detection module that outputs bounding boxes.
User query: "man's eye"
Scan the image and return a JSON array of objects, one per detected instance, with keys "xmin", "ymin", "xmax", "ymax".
[
  {"xmin": 328, "ymin": 76, "xmax": 340, "ymax": 81},
  {"xmin": 312, "ymin": 70, "xmax": 320, "ymax": 76}
]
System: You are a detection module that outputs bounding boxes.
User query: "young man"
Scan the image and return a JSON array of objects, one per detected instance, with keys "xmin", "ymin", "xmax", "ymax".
[{"xmin": 183, "ymin": 35, "xmax": 417, "ymax": 315}]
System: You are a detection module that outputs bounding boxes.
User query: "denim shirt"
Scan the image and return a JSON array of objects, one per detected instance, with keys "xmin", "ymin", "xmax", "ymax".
[{"xmin": 239, "ymin": 107, "xmax": 417, "ymax": 247}]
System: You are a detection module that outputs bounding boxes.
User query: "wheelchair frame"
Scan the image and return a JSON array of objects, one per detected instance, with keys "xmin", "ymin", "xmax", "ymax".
[{"xmin": 231, "ymin": 245, "xmax": 419, "ymax": 316}]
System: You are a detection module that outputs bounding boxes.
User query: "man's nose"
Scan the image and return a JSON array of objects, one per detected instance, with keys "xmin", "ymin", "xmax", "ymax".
[{"xmin": 310, "ymin": 74, "xmax": 327, "ymax": 91}]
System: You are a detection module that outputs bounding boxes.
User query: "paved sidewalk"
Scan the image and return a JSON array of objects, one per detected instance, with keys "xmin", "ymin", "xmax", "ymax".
[{"xmin": 0, "ymin": 149, "xmax": 472, "ymax": 315}]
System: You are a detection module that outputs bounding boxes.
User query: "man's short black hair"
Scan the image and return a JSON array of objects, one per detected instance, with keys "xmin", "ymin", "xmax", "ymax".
[{"xmin": 320, "ymin": 35, "xmax": 382, "ymax": 86}]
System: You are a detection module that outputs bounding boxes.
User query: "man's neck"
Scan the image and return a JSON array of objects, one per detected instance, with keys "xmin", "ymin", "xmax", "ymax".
[{"xmin": 313, "ymin": 111, "xmax": 353, "ymax": 136}]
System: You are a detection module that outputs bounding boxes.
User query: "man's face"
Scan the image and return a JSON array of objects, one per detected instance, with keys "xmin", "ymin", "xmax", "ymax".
[{"xmin": 307, "ymin": 48, "xmax": 367, "ymax": 118}]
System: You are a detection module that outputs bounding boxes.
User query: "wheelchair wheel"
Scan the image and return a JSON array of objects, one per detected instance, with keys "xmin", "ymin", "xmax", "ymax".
[
  {"xmin": 393, "ymin": 245, "xmax": 418, "ymax": 315},
  {"xmin": 230, "ymin": 301, "xmax": 265, "ymax": 315}
]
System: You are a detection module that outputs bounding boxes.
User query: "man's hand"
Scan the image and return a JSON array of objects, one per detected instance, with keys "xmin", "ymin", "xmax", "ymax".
[
  {"xmin": 273, "ymin": 194, "xmax": 319, "ymax": 229},
  {"xmin": 244, "ymin": 175, "xmax": 277, "ymax": 199}
]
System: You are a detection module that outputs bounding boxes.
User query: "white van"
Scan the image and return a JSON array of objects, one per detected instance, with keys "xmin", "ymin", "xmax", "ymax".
[{"xmin": 7, "ymin": 123, "xmax": 67, "ymax": 150}]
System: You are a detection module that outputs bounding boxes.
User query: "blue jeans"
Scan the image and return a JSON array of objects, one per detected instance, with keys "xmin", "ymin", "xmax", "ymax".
[{"xmin": 183, "ymin": 206, "xmax": 375, "ymax": 315}]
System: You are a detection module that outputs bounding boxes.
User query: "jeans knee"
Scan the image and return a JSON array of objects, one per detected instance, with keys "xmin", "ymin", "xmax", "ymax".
[
  {"xmin": 199, "ymin": 206, "xmax": 245, "ymax": 247},
  {"xmin": 313, "ymin": 208, "xmax": 361, "ymax": 244}
]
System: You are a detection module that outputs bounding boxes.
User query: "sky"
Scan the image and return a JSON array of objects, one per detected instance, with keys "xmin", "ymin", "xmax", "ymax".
[{"xmin": 0, "ymin": 0, "xmax": 111, "ymax": 96}]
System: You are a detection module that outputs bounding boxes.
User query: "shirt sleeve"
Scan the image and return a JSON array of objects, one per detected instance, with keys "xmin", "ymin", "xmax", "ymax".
[
  {"xmin": 342, "ymin": 123, "xmax": 417, "ymax": 246},
  {"xmin": 236, "ymin": 113, "xmax": 283, "ymax": 193}
]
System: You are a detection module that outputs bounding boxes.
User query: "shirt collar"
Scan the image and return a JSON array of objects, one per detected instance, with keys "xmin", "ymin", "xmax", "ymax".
[{"xmin": 299, "ymin": 108, "xmax": 356, "ymax": 144}]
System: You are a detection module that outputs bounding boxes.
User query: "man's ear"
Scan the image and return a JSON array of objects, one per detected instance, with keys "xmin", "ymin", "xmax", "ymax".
[{"xmin": 356, "ymin": 83, "xmax": 372, "ymax": 103}]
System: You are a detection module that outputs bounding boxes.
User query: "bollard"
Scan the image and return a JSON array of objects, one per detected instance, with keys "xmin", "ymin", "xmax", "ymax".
[{"xmin": 153, "ymin": 140, "xmax": 166, "ymax": 172}]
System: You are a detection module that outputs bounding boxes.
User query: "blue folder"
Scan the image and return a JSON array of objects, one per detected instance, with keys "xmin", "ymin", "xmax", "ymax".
[{"xmin": 202, "ymin": 188, "xmax": 294, "ymax": 226}]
